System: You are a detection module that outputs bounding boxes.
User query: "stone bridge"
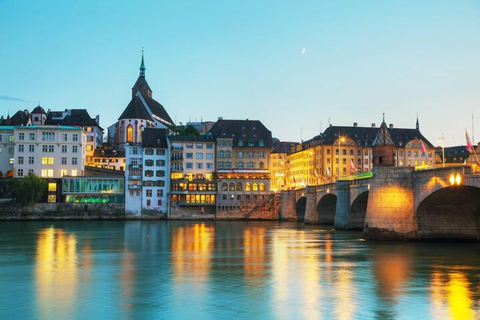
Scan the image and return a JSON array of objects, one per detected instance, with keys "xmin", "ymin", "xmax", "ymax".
[{"xmin": 280, "ymin": 165, "xmax": 480, "ymax": 241}]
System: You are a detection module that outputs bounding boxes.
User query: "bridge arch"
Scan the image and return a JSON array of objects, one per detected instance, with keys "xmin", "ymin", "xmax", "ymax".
[
  {"xmin": 295, "ymin": 197, "xmax": 307, "ymax": 223},
  {"xmin": 317, "ymin": 194, "xmax": 337, "ymax": 224},
  {"xmin": 349, "ymin": 191, "xmax": 369, "ymax": 230},
  {"xmin": 416, "ymin": 186, "xmax": 480, "ymax": 240}
]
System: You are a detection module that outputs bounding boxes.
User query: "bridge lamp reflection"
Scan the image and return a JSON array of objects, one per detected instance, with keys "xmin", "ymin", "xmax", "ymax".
[
  {"xmin": 367, "ymin": 184, "xmax": 370, "ymax": 191},
  {"xmin": 449, "ymin": 174, "xmax": 462, "ymax": 186},
  {"xmin": 327, "ymin": 188, "xmax": 330, "ymax": 194}
]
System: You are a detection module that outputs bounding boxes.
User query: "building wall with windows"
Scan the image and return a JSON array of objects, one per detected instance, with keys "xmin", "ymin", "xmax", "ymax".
[
  {"xmin": 142, "ymin": 145, "xmax": 169, "ymax": 213},
  {"xmin": 13, "ymin": 126, "xmax": 86, "ymax": 178},
  {"xmin": 168, "ymin": 135, "xmax": 216, "ymax": 214},
  {"xmin": 0, "ymin": 127, "xmax": 15, "ymax": 176},
  {"xmin": 125, "ymin": 143, "xmax": 143, "ymax": 214},
  {"xmin": 62, "ymin": 176, "xmax": 124, "ymax": 203}
]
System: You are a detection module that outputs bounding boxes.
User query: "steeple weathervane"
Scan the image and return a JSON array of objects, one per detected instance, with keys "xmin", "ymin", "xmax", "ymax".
[{"xmin": 140, "ymin": 48, "xmax": 146, "ymax": 77}]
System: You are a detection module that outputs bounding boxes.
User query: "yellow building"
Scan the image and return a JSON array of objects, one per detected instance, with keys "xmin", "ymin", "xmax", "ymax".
[{"xmin": 269, "ymin": 141, "xmax": 299, "ymax": 192}]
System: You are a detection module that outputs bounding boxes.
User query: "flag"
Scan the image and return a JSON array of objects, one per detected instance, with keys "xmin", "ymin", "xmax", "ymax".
[
  {"xmin": 326, "ymin": 166, "xmax": 330, "ymax": 177},
  {"xmin": 421, "ymin": 141, "xmax": 428, "ymax": 157},
  {"xmin": 314, "ymin": 168, "xmax": 319, "ymax": 177},
  {"xmin": 466, "ymin": 129, "xmax": 473, "ymax": 152}
]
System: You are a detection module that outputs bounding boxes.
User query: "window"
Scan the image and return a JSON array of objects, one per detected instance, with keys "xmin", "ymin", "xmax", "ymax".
[
  {"xmin": 157, "ymin": 190, "xmax": 163, "ymax": 197},
  {"xmin": 327, "ymin": 149, "xmax": 331, "ymax": 155},
  {"xmin": 222, "ymin": 182, "xmax": 228, "ymax": 191},
  {"xmin": 145, "ymin": 159, "xmax": 154, "ymax": 166},
  {"xmin": 206, "ymin": 143, "xmax": 213, "ymax": 149},
  {"xmin": 145, "ymin": 149, "xmax": 154, "ymax": 155},
  {"xmin": 41, "ymin": 169, "xmax": 47, "ymax": 177},
  {"xmin": 17, "ymin": 169, "xmax": 23, "ymax": 177},
  {"xmin": 238, "ymin": 140, "xmax": 244, "ymax": 146},
  {"xmin": 186, "ymin": 163, "xmax": 193, "ymax": 169},
  {"xmin": 259, "ymin": 140, "xmax": 265, "ymax": 147},
  {"xmin": 8, "ymin": 135, "xmax": 14, "ymax": 142},
  {"xmin": 236, "ymin": 182, "xmax": 242, "ymax": 191},
  {"xmin": 29, "ymin": 133, "xmax": 35, "ymax": 141},
  {"xmin": 156, "ymin": 170, "xmax": 165, "ymax": 177},
  {"xmin": 72, "ymin": 146, "xmax": 78, "ymax": 153},
  {"xmin": 259, "ymin": 162, "xmax": 264, "ymax": 169},
  {"xmin": 87, "ymin": 145, "xmax": 93, "ymax": 151},
  {"xmin": 206, "ymin": 153, "xmax": 213, "ymax": 159},
  {"xmin": 157, "ymin": 199, "xmax": 163, "ymax": 206},
  {"xmin": 186, "ymin": 143, "xmax": 193, "ymax": 149},
  {"xmin": 196, "ymin": 163, "xmax": 203, "ymax": 169},
  {"xmin": 248, "ymin": 161, "xmax": 254, "ymax": 168},
  {"xmin": 29, "ymin": 145, "xmax": 34, "ymax": 152},
  {"xmin": 18, "ymin": 156, "xmax": 24, "ymax": 165},
  {"xmin": 258, "ymin": 152, "xmax": 265, "ymax": 158},
  {"xmin": 18, "ymin": 133, "xmax": 24, "ymax": 141},
  {"xmin": 43, "ymin": 145, "xmax": 48, "ymax": 153},
  {"xmin": 62, "ymin": 145, "xmax": 67, "ymax": 153},
  {"xmin": 18, "ymin": 145, "xmax": 24, "ymax": 153},
  {"xmin": 9, "ymin": 158, "xmax": 14, "ymax": 165},
  {"xmin": 48, "ymin": 169, "xmax": 54, "ymax": 177},
  {"xmin": 206, "ymin": 163, "xmax": 213, "ymax": 170},
  {"xmin": 259, "ymin": 183, "xmax": 265, "ymax": 191},
  {"xmin": 196, "ymin": 153, "xmax": 203, "ymax": 159},
  {"xmin": 186, "ymin": 153, "xmax": 193, "ymax": 159},
  {"xmin": 156, "ymin": 160, "xmax": 165, "ymax": 166},
  {"xmin": 42, "ymin": 157, "xmax": 48, "ymax": 164},
  {"xmin": 29, "ymin": 157, "xmax": 34, "ymax": 164},
  {"xmin": 343, "ymin": 149, "xmax": 347, "ymax": 156},
  {"xmin": 126, "ymin": 125, "xmax": 133, "ymax": 142},
  {"xmin": 62, "ymin": 157, "xmax": 67, "ymax": 165},
  {"xmin": 248, "ymin": 141, "xmax": 254, "ymax": 147},
  {"xmin": 146, "ymin": 189, "xmax": 152, "ymax": 197},
  {"xmin": 253, "ymin": 183, "xmax": 258, "ymax": 191},
  {"xmin": 61, "ymin": 170, "xmax": 67, "ymax": 177},
  {"xmin": 237, "ymin": 161, "xmax": 244, "ymax": 168},
  {"xmin": 225, "ymin": 162, "xmax": 231, "ymax": 168},
  {"xmin": 248, "ymin": 151, "xmax": 254, "ymax": 158},
  {"xmin": 48, "ymin": 183, "xmax": 57, "ymax": 192},
  {"xmin": 146, "ymin": 199, "xmax": 151, "ymax": 206},
  {"xmin": 62, "ymin": 134, "xmax": 68, "ymax": 141},
  {"xmin": 196, "ymin": 143, "xmax": 203, "ymax": 149},
  {"xmin": 72, "ymin": 158, "xmax": 78, "ymax": 165},
  {"xmin": 237, "ymin": 151, "xmax": 244, "ymax": 158},
  {"xmin": 218, "ymin": 162, "xmax": 224, "ymax": 168},
  {"xmin": 156, "ymin": 149, "xmax": 165, "ymax": 155},
  {"xmin": 145, "ymin": 170, "xmax": 154, "ymax": 177},
  {"xmin": 42, "ymin": 132, "xmax": 55, "ymax": 141},
  {"xmin": 218, "ymin": 151, "xmax": 224, "ymax": 158},
  {"xmin": 229, "ymin": 183, "xmax": 235, "ymax": 191},
  {"xmin": 225, "ymin": 150, "xmax": 231, "ymax": 158},
  {"xmin": 245, "ymin": 183, "xmax": 251, "ymax": 191},
  {"xmin": 71, "ymin": 170, "xmax": 77, "ymax": 176}
]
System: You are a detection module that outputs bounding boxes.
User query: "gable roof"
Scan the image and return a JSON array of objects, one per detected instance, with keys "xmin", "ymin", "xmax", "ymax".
[
  {"xmin": 139, "ymin": 92, "xmax": 173, "ymax": 125},
  {"xmin": 132, "ymin": 76, "xmax": 152, "ymax": 96},
  {"xmin": 118, "ymin": 95, "xmax": 153, "ymax": 121},
  {"xmin": 45, "ymin": 109, "xmax": 101, "ymax": 129},
  {"xmin": 142, "ymin": 128, "xmax": 168, "ymax": 148},
  {"xmin": 9, "ymin": 111, "xmax": 30, "ymax": 126},
  {"xmin": 272, "ymin": 141, "xmax": 300, "ymax": 154},
  {"xmin": 208, "ymin": 119, "xmax": 272, "ymax": 148},
  {"xmin": 373, "ymin": 121, "xmax": 395, "ymax": 146}
]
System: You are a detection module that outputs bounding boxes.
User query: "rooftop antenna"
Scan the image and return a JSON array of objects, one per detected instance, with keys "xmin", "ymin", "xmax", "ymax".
[
  {"xmin": 300, "ymin": 127, "xmax": 303, "ymax": 142},
  {"xmin": 328, "ymin": 117, "xmax": 331, "ymax": 126},
  {"xmin": 473, "ymin": 111, "xmax": 475, "ymax": 145}
]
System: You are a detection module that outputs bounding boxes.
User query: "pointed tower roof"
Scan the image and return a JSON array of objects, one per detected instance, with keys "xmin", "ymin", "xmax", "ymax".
[
  {"xmin": 416, "ymin": 114, "xmax": 419, "ymax": 130},
  {"xmin": 373, "ymin": 114, "xmax": 395, "ymax": 146},
  {"xmin": 132, "ymin": 50, "xmax": 152, "ymax": 98}
]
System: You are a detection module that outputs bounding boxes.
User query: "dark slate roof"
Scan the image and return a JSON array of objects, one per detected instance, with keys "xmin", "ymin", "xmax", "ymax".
[
  {"xmin": 168, "ymin": 135, "xmax": 214, "ymax": 142},
  {"xmin": 272, "ymin": 141, "xmax": 299, "ymax": 154},
  {"xmin": 132, "ymin": 76, "xmax": 152, "ymax": 96},
  {"xmin": 321, "ymin": 125, "xmax": 435, "ymax": 148},
  {"xmin": 435, "ymin": 146, "xmax": 472, "ymax": 163},
  {"xmin": 140, "ymin": 92, "xmax": 173, "ymax": 125},
  {"xmin": 45, "ymin": 109, "xmax": 101, "ymax": 129},
  {"xmin": 208, "ymin": 119, "xmax": 273, "ymax": 148},
  {"xmin": 9, "ymin": 111, "xmax": 30, "ymax": 126},
  {"xmin": 32, "ymin": 106, "xmax": 47, "ymax": 115},
  {"xmin": 118, "ymin": 95, "xmax": 153, "ymax": 121},
  {"xmin": 142, "ymin": 128, "xmax": 168, "ymax": 148},
  {"xmin": 93, "ymin": 148, "xmax": 125, "ymax": 158}
]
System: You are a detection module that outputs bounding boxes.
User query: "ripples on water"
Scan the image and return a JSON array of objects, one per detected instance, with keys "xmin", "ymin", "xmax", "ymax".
[{"xmin": 0, "ymin": 221, "xmax": 479, "ymax": 319}]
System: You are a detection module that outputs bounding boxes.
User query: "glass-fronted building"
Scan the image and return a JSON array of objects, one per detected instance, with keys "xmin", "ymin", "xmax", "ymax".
[{"xmin": 62, "ymin": 177, "xmax": 124, "ymax": 203}]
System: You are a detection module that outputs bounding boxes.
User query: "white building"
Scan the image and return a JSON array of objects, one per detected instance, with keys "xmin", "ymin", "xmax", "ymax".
[
  {"xmin": 125, "ymin": 128, "xmax": 169, "ymax": 215},
  {"xmin": 13, "ymin": 126, "xmax": 86, "ymax": 178},
  {"xmin": 0, "ymin": 126, "xmax": 15, "ymax": 176}
]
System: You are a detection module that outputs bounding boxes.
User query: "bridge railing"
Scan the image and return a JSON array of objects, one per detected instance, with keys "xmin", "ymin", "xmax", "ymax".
[
  {"xmin": 348, "ymin": 177, "xmax": 371, "ymax": 187},
  {"xmin": 316, "ymin": 182, "xmax": 336, "ymax": 192}
]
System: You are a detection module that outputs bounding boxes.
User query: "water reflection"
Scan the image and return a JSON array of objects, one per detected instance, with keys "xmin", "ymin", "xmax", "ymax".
[
  {"xmin": 35, "ymin": 228, "xmax": 78, "ymax": 319},
  {"xmin": 243, "ymin": 227, "xmax": 266, "ymax": 287}
]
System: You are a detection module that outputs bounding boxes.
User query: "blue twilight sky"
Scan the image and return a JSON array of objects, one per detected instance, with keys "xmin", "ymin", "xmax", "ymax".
[{"xmin": 1, "ymin": 0, "xmax": 480, "ymax": 146}]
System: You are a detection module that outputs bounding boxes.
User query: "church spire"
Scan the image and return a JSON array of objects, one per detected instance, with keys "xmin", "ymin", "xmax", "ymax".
[
  {"xmin": 140, "ymin": 48, "xmax": 146, "ymax": 77},
  {"xmin": 416, "ymin": 114, "xmax": 419, "ymax": 130}
]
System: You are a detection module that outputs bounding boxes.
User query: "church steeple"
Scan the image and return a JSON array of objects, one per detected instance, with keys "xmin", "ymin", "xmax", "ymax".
[
  {"xmin": 140, "ymin": 49, "xmax": 146, "ymax": 77},
  {"xmin": 416, "ymin": 114, "xmax": 419, "ymax": 130},
  {"xmin": 132, "ymin": 49, "xmax": 152, "ymax": 98}
]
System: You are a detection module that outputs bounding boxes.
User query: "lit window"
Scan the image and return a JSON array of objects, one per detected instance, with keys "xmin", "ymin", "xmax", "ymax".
[
  {"xmin": 71, "ymin": 170, "xmax": 77, "ymax": 176},
  {"xmin": 47, "ymin": 169, "xmax": 53, "ymax": 177},
  {"xmin": 48, "ymin": 183, "xmax": 57, "ymax": 192},
  {"xmin": 41, "ymin": 169, "xmax": 47, "ymax": 177}
]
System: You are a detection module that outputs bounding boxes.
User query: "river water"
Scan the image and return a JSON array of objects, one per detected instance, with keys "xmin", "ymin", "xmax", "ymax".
[{"xmin": 0, "ymin": 221, "xmax": 479, "ymax": 319}]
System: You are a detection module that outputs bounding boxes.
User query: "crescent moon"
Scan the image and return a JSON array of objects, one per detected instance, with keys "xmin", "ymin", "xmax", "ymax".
[{"xmin": 301, "ymin": 47, "xmax": 306, "ymax": 54}]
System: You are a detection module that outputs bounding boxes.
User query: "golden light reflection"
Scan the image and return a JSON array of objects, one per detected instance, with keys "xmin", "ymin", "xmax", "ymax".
[
  {"xmin": 120, "ymin": 250, "xmax": 135, "ymax": 310},
  {"xmin": 243, "ymin": 227, "xmax": 266, "ymax": 287},
  {"xmin": 334, "ymin": 261, "xmax": 355, "ymax": 320},
  {"xmin": 429, "ymin": 268, "xmax": 476, "ymax": 319},
  {"xmin": 371, "ymin": 248, "xmax": 413, "ymax": 301},
  {"xmin": 35, "ymin": 228, "xmax": 78, "ymax": 318},
  {"xmin": 172, "ymin": 223, "xmax": 215, "ymax": 284}
]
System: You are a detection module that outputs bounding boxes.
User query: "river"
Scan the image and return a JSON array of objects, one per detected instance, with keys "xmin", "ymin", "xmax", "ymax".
[{"xmin": 0, "ymin": 221, "xmax": 478, "ymax": 319}]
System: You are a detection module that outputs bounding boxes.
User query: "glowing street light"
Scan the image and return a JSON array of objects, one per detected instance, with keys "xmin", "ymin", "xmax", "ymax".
[{"xmin": 449, "ymin": 173, "xmax": 462, "ymax": 186}]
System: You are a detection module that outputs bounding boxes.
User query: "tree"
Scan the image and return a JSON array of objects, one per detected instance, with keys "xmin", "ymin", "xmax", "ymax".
[{"xmin": 14, "ymin": 173, "xmax": 47, "ymax": 206}]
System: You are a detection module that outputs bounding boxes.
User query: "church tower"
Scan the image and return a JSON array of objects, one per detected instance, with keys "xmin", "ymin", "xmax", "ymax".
[{"xmin": 131, "ymin": 50, "xmax": 153, "ymax": 98}]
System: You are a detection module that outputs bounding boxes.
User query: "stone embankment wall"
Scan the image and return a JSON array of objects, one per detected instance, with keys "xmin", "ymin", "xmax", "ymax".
[
  {"xmin": 216, "ymin": 194, "xmax": 280, "ymax": 220},
  {"xmin": 0, "ymin": 202, "xmax": 135, "ymax": 220}
]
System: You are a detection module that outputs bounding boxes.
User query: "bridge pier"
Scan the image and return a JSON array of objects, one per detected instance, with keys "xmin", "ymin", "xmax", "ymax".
[
  {"xmin": 304, "ymin": 187, "xmax": 318, "ymax": 224},
  {"xmin": 363, "ymin": 167, "xmax": 418, "ymax": 240},
  {"xmin": 334, "ymin": 180, "xmax": 355, "ymax": 230},
  {"xmin": 280, "ymin": 190, "xmax": 297, "ymax": 221}
]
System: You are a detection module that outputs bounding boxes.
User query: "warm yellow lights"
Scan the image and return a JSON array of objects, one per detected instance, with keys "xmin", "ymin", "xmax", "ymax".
[
  {"xmin": 327, "ymin": 188, "xmax": 330, "ymax": 194},
  {"xmin": 449, "ymin": 173, "xmax": 462, "ymax": 186}
]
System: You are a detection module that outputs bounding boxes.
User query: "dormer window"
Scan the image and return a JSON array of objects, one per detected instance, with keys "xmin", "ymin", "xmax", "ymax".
[
  {"xmin": 238, "ymin": 140, "xmax": 244, "ymax": 147},
  {"xmin": 259, "ymin": 140, "xmax": 265, "ymax": 147},
  {"xmin": 248, "ymin": 141, "xmax": 254, "ymax": 147}
]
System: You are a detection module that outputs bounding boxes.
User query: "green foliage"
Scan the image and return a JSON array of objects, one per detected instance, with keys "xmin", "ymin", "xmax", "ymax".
[
  {"xmin": 14, "ymin": 173, "xmax": 48, "ymax": 206},
  {"xmin": 170, "ymin": 122, "xmax": 200, "ymax": 136}
]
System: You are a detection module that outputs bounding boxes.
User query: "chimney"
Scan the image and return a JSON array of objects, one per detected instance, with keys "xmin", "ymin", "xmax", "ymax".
[
  {"xmin": 353, "ymin": 122, "xmax": 358, "ymax": 127},
  {"xmin": 371, "ymin": 123, "xmax": 376, "ymax": 128},
  {"xmin": 389, "ymin": 124, "xmax": 393, "ymax": 129},
  {"xmin": 218, "ymin": 116, "xmax": 223, "ymax": 120}
]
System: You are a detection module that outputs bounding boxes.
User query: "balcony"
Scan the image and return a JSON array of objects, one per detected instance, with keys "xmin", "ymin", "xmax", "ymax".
[
  {"xmin": 128, "ymin": 164, "xmax": 143, "ymax": 169},
  {"xmin": 128, "ymin": 175, "xmax": 142, "ymax": 180},
  {"xmin": 128, "ymin": 185, "xmax": 142, "ymax": 190}
]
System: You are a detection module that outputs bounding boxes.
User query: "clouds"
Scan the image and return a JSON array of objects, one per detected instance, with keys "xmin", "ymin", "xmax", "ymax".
[{"xmin": 0, "ymin": 95, "xmax": 30, "ymax": 103}]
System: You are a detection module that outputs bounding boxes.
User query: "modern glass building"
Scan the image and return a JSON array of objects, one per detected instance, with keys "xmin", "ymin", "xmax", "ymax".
[{"xmin": 62, "ymin": 177, "xmax": 124, "ymax": 203}]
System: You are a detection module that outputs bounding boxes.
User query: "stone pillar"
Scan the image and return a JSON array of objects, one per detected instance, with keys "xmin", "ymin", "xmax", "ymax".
[
  {"xmin": 280, "ymin": 190, "xmax": 297, "ymax": 221},
  {"xmin": 334, "ymin": 180, "xmax": 352, "ymax": 229},
  {"xmin": 304, "ymin": 187, "xmax": 319, "ymax": 224},
  {"xmin": 363, "ymin": 166, "xmax": 418, "ymax": 240}
]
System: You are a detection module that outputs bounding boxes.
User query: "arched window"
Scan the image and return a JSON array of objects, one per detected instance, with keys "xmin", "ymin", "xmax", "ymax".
[
  {"xmin": 253, "ymin": 183, "xmax": 258, "ymax": 191},
  {"xmin": 222, "ymin": 182, "xmax": 228, "ymax": 191},
  {"xmin": 236, "ymin": 182, "xmax": 242, "ymax": 191},
  {"xmin": 229, "ymin": 182, "xmax": 235, "ymax": 191},
  {"xmin": 219, "ymin": 150, "xmax": 224, "ymax": 158},
  {"xmin": 259, "ymin": 162, "xmax": 264, "ymax": 169},
  {"xmin": 245, "ymin": 183, "xmax": 251, "ymax": 191},
  {"xmin": 138, "ymin": 125, "xmax": 144, "ymax": 142},
  {"xmin": 126, "ymin": 125, "xmax": 133, "ymax": 142},
  {"xmin": 259, "ymin": 183, "xmax": 265, "ymax": 191}
]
